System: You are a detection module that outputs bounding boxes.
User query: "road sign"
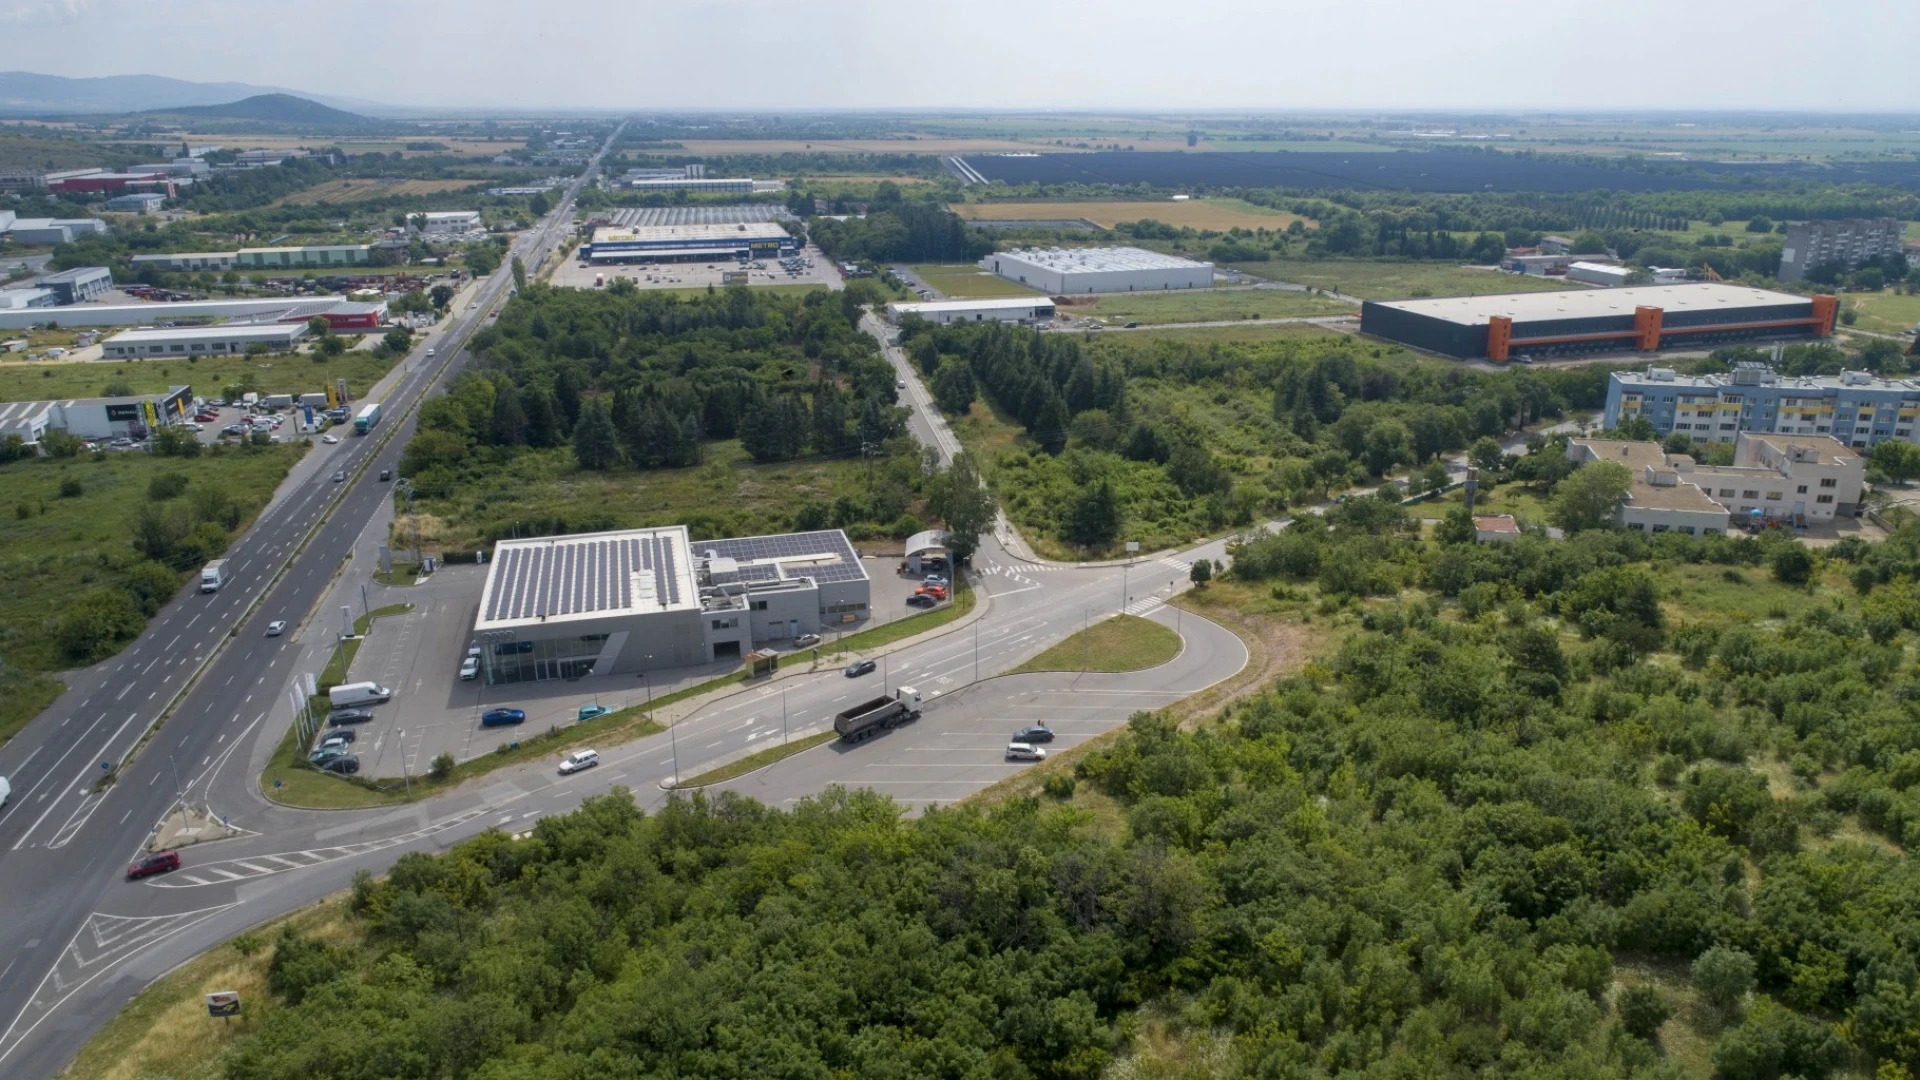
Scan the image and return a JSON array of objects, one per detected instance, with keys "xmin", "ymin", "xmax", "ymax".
[
  {"xmin": 1125, "ymin": 541, "xmax": 1140, "ymax": 553},
  {"xmin": 206, "ymin": 990, "xmax": 241, "ymax": 1017}
]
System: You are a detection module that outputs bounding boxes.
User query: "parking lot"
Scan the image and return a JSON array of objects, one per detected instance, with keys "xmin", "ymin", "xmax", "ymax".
[
  {"xmin": 547, "ymin": 243, "xmax": 842, "ymax": 293},
  {"xmin": 328, "ymin": 554, "xmax": 951, "ymax": 778}
]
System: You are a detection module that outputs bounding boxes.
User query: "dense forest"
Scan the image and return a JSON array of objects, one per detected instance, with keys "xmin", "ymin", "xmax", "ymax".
[
  {"xmin": 397, "ymin": 282, "xmax": 936, "ymax": 545},
  {"xmin": 806, "ymin": 185, "xmax": 994, "ymax": 264},
  {"xmin": 210, "ymin": 468, "xmax": 1920, "ymax": 1079},
  {"xmin": 899, "ymin": 321, "xmax": 1613, "ymax": 554}
]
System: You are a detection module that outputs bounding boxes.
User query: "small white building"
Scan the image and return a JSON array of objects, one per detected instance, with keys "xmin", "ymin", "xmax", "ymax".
[
  {"xmin": 418, "ymin": 211, "xmax": 483, "ymax": 235},
  {"xmin": 1566, "ymin": 261, "xmax": 1632, "ymax": 287},
  {"xmin": 887, "ymin": 297, "xmax": 1057, "ymax": 326},
  {"xmin": 984, "ymin": 246, "xmax": 1213, "ymax": 295},
  {"xmin": 102, "ymin": 322, "xmax": 308, "ymax": 358}
]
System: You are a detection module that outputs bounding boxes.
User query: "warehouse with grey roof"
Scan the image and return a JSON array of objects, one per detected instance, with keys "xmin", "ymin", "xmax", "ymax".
[{"xmin": 471, "ymin": 526, "xmax": 870, "ymax": 684}]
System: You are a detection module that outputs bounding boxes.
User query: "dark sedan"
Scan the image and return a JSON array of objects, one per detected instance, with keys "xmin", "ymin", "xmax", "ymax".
[
  {"xmin": 844, "ymin": 659, "xmax": 876, "ymax": 678},
  {"xmin": 1013, "ymin": 724, "xmax": 1055, "ymax": 744},
  {"xmin": 327, "ymin": 708, "xmax": 374, "ymax": 727},
  {"xmin": 481, "ymin": 708, "xmax": 527, "ymax": 727}
]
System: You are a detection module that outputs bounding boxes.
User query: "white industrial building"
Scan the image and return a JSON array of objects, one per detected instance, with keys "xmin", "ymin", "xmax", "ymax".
[
  {"xmin": 984, "ymin": 246, "xmax": 1214, "ymax": 294},
  {"xmin": 887, "ymin": 297, "xmax": 1058, "ymax": 326},
  {"xmin": 1566, "ymin": 261, "xmax": 1633, "ymax": 287},
  {"xmin": 3, "ymin": 217, "xmax": 108, "ymax": 245},
  {"xmin": 1567, "ymin": 432, "xmax": 1864, "ymax": 534},
  {"xmin": 626, "ymin": 177, "xmax": 756, "ymax": 194},
  {"xmin": 0, "ymin": 296, "xmax": 361, "ymax": 331},
  {"xmin": 0, "ymin": 385, "xmax": 192, "ymax": 444},
  {"xmin": 130, "ymin": 251, "xmax": 239, "ymax": 272},
  {"xmin": 0, "ymin": 289, "xmax": 57, "ymax": 310},
  {"xmin": 471, "ymin": 526, "xmax": 871, "ymax": 684},
  {"xmin": 102, "ymin": 322, "xmax": 308, "ymax": 358},
  {"xmin": 418, "ymin": 211, "xmax": 483, "ymax": 235}
]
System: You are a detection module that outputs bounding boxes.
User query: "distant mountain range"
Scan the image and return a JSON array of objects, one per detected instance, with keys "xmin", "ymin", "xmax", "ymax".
[
  {"xmin": 149, "ymin": 93, "xmax": 376, "ymax": 129},
  {"xmin": 0, "ymin": 71, "xmax": 389, "ymax": 116}
]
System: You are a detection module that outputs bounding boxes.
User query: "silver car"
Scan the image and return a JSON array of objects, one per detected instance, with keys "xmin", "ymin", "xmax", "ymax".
[{"xmin": 1006, "ymin": 742, "xmax": 1047, "ymax": 762}]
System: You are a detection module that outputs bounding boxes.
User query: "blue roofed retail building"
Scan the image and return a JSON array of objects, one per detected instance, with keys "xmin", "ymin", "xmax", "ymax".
[{"xmin": 471, "ymin": 526, "xmax": 869, "ymax": 684}]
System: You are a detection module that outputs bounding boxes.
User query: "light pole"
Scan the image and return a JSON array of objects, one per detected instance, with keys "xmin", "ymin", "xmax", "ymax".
[
  {"xmin": 973, "ymin": 618, "xmax": 980, "ymax": 684},
  {"xmin": 397, "ymin": 728, "xmax": 410, "ymax": 797},
  {"xmin": 781, "ymin": 687, "xmax": 789, "ymax": 747}
]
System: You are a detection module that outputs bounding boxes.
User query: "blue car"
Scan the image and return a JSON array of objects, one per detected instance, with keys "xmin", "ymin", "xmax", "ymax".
[{"xmin": 481, "ymin": 708, "xmax": 526, "ymax": 727}]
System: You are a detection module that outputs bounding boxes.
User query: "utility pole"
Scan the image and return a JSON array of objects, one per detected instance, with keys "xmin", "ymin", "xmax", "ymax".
[
  {"xmin": 782, "ymin": 687, "xmax": 789, "ymax": 747},
  {"xmin": 398, "ymin": 729, "xmax": 410, "ymax": 797},
  {"xmin": 360, "ymin": 583, "xmax": 370, "ymax": 621},
  {"xmin": 973, "ymin": 618, "xmax": 979, "ymax": 684},
  {"xmin": 168, "ymin": 753, "xmax": 183, "ymax": 804}
]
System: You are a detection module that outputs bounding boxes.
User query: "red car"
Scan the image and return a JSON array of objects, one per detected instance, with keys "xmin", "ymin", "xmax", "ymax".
[{"xmin": 127, "ymin": 850, "xmax": 181, "ymax": 880}]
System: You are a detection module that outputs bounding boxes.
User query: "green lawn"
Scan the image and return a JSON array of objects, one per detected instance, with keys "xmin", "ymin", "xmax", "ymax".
[
  {"xmin": 1846, "ymin": 292, "xmax": 1920, "ymax": 336},
  {"xmin": 1230, "ymin": 258, "xmax": 1581, "ymax": 300},
  {"xmin": 1065, "ymin": 288, "xmax": 1355, "ymax": 326},
  {"xmin": 0, "ymin": 349, "xmax": 401, "ymax": 404},
  {"xmin": 909, "ymin": 264, "xmax": 1046, "ymax": 299},
  {"xmin": 1009, "ymin": 613, "xmax": 1182, "ymax": 674},
  {"xmin": 0, "ymin": 444, "xmax": 307, "ymax": 676}
]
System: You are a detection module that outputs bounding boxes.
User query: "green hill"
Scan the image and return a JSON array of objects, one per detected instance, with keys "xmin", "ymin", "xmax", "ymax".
[{"xmin": 152, "ymin": 93, "xmax": 374, "ymax": 129}]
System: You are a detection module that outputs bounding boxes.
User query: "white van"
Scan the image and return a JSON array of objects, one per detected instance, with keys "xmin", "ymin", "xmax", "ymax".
[
  {"xmin": 327, "ymin": 681, "xmax": 392, "ymax": 707},
  {"xmin": 559, "ymin": 749, "xmax": 599, "ymax": 775},
  {"xmin": 0, "ymin": 775, "xmax": 10, "ymax": 808}
]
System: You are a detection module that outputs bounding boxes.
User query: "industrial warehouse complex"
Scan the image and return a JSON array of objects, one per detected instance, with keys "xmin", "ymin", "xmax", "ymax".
[
  {"xmin": 0, "ymin": 295, "xmax": 382, "ymax": 331},
  {"xmin": 471, "ymin": 526, "xmax": 871, "ymax": 683},
  {"xmin": 984, "ymin": 246, "xmax": 1214, "ymax": 294},
  {"xmin": 101, "ymin": 322, "xmax": 309, "ymax": 358},
  {"xmin": 583, "ymin": 222, "xmax": 799, "ymax": 263},
  {"xmin": 887, "ymin": 297, "xmax": 1058, "ymax": 325},
  {"xmin": 1604, "ymin": 362, "xmax": 1920, "ymax": 452},
  {"xmin": 1360, "ymin": 283, "xmax": 1838, "ymax": 361},
  {"xmin": 0, "ymin": 385, "xmax": 192, "ymax": 443}
]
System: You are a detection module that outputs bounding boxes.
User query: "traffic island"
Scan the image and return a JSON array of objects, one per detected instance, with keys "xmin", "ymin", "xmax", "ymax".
[
  {"xmin": 1007, "ymin": 613, "xmax": 1182, "ymax": 674},
  {"xmin": 149, "ymin": 802, "xmax": 246, "ymax": 851}
]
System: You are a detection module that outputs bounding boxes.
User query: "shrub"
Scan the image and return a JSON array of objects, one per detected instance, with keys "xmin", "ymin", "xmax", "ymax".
[
  {"xmin": 1617, "ymin": 984, "xmax": 1672, "ymax": 1042},
  {"xmin": 429, "ymin": 752, "xmax": 455, "ymax": 780}
]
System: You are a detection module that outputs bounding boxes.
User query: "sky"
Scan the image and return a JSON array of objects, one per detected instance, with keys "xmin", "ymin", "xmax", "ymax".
[{"xmin": 5, "ymin": 0, "xmax": 1918, "ymax": 113}]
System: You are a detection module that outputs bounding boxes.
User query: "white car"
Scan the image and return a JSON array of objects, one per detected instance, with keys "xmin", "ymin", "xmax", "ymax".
[
  {"xmin": 265, "ymin": 620, "xmax": 286, "ymax": 636},
  {"xmin": 459, "ymin": 657, "xmax": 479, "ymax": 681},
  {"xmin": 559, "ymin": 749, "xmax": 600, "ymax": 775},
  {"xmin": 322, "ymin": 434, "xmax": 339, "ymax": 444},
  {"xmin": 1006, "ymin": 742, "xmax": 1047, "ymax": 762}
]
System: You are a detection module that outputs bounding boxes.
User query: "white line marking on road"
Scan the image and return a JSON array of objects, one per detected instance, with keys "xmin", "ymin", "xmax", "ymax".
[{"xmin": 114, "ymin": 684, "xmax": 132, "ymax": 701}]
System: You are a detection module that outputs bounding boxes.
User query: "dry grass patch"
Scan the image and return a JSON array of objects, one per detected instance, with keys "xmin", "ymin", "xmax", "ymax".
[{"xmin": 279, "ymin": 178, "xmax": 482, "ymax": 206}]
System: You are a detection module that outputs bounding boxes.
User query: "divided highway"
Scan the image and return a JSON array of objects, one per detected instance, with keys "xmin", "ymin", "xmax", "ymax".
[{"xmin": 0, "ymin": 124, "xmax": 622, "ymax": 1076}]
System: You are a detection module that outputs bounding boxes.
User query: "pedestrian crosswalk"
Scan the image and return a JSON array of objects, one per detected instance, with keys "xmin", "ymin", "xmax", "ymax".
[
  {"xmin": 1122, "ymin": 596, "xmax": 1164, "ymax": 617},
  {"xmin": 1157, "ymin": 556, "xmax": 1192, "ymax": 573},
  {"xmin": 975, "ymin": 562, "xmax": 1071, "ymax": 575}
]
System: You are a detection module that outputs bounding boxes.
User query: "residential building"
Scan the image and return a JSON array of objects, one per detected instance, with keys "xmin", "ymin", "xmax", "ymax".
[
  {"xmin": 40, "ymin": 266, "xmax": 113, "ymax": 305},
  {"xmin": 1362, "ymin": 283, "xmax": 1838, "ymax": 361},
  {"xmin": 1606, "ymin": 362, "xmax": 1920, "ymax": 452},
  {"xmin": 1567, "ymin": 431, "xmax": 1864, "ymax": 534},
  {"xmin": 985, "ymin": 246, "xmax": 1213, "ymax": 294},
  {"xmin": 1778, "ymin": 218, "xmax": 1906, "ymax": 283},
  {"xmin": 1474, "ymin": 515, "xmax": 1523, "ymax": 542},
  {"xmin": 886, "ymin": 297, "xmax": 1058, "ymax": 325}
]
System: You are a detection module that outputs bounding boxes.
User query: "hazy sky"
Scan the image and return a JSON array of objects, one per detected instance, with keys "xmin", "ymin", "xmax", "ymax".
[{"xmin": 6, "ymin": 0, "xmax": 1918, "ymax": 112}]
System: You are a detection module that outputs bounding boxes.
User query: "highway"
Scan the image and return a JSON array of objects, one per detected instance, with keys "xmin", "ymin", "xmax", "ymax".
[
  {"xmin": 0, "ymin": 124, "xmax": 1255, "ymax": 1078},
  {"xmin": 0, "ymin": 124, "xmax": 623, "ymax": 1077}
]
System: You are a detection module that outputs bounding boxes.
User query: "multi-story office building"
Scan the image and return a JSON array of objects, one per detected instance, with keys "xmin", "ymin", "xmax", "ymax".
[
  {"xmin": 1604, "ymin": 362, "xmax": 1920, "ymax": 452},
  {"xmin": 1777, "ymin": 218, "xmax": 1906, "ymax": 282}
]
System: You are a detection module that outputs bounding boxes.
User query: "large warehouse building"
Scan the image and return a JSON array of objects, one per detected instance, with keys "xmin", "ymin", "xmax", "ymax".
[
  {"xmin": 0, "ymin": 295, "xmax": 364, "ymax": 331},
  {"xmin": 0, "ymin": 385, "xmax": 191, "ymax": 443},
  {"xmin": 984, "ymin": 246, "xmax": 1214, "ymax": 294},
  {"xmin": 1360, "ymin": 283, "xmax": 1838, "ymax": 361},
  {"xmin": 102, "ymin": 322, "xmax": 307, "ymax": 358},
  {"xmin": 471, "ymin": 526, "xmax": 871, "ymax": 684},
  {"xmin": 887, "ymin": 297, "xmax": 1057, "ymax": 325},
  {"xmin": 584, "ymin": 223, "xmax": 799, "ymax": 263}
]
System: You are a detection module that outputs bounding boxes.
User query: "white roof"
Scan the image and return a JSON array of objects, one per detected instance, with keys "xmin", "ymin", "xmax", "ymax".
[
  {"xmin": 1370, "ymin": 283, "xmax": 1811, "ymax": 327},
  {"xmin": 105, "ymin": 324, "xmax": 305, "ymax": 344},
  {"xmin": 888, "ymin": 297, "xmax": 1054, "ymax": 315},
  {"xmin": 591, "ymin": 223, "xmax": 791, "ymax": 244},
  {"xmin": 995, "ymin": 246, "xmax": 1212, "ymax": 274},
  {"xmin": 422, "ymin": 211, "xmax": 479, "ymax": 220}
]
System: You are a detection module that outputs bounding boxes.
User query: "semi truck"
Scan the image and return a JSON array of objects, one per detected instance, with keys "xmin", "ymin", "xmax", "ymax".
[
  {"xmin": 834, "ymin": 686, "xmax": 922, "ymax": 743},
  {"xmin": 354, "ymin": 402, "xmax": 381, "ymax": 434},
  {"xmin": 199, "ymin": 559, "xmax": 228, "ymax": 593}
]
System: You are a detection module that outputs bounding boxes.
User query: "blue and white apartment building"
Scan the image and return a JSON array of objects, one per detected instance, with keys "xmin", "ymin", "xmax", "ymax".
[{"xmin": 1604, "ymin": 362, "xmax": 1920, "ymax": 452}]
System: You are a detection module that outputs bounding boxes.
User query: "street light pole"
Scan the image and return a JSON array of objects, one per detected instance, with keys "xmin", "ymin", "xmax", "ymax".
[
  {"xmin": 398, "ymin": 729, "xmax": 410, "ymax": 797},
  {"xmin": 782, "ymin": 687, "xmax": 789, "ymax": 747}
]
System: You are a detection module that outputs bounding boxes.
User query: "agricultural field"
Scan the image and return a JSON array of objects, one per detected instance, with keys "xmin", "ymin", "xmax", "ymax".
[
  {"xmin": 1060, "ymin": 287, "xmax": 1355, "ymax": 325},
  {"xmin": 0, "ymin": 349, "xmax": 402, "ymax": 404},
  {"xmin": 1846, "ymin": 291, "xmax": 1920, "ymax": 336},
  {"xmin": 277, "ymin": 177, "xmax": 483, "ymax": 205},
  {"xmin": 906, "ymin": 264, "xmax": 1045, "ymax": 299},
  {"xmin": 952, "ymin": 198, "xmax": 1309, "ymax": 232},
  {"xmin": 1234, "ymin": 257, "xmax": 1582, "ymax": 299}
]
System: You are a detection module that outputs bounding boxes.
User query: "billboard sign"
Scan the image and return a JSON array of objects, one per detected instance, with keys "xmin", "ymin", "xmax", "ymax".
[{"xmin": 206, "ymin": 991, "xmax": 241, "ymax": 1017}]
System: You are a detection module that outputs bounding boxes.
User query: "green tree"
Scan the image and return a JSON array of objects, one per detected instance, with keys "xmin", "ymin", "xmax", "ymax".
[
  {"xmin": 1064, "ymin": 479, "xmax": 1121, "ymax": 548},
  {"xmin": 1770, "ymin": 543, "xmax": 1815, "ymax": 584},
  {"xmin": 1549, "ymin": 460, "xmax": 1631, "ymax": 532},
  {"xmin": 928, "ymin": 452, "xmax": 997, "ymax": 566},
  {"xmin": 930, "ymin": 360, "xmax": 976, "ymax": 414},
  {"xmin": 430, "ymin": 284, "xmax": 455, "ymax": 309},
  {"xmin": 1434, "ymin": 506, "xmax": 1478, "ymax": 545},
  {"xmin": 382, "ymin": 327, "xmax": 412, "ymax": 354},
  {"xmin": 571, "ymin": 397, "xmax": 618, "ymax": 471},
  {"xmin": 1618, "ymin": 985, "xmax": 1672, "ymax": 1043},
  {"xmin": 1469, "ymin": 436, "xmax": 1506, "ymax": 475},
  {"xmin": 511, "ymin": 254, "xmax": 527, "ymax": 291},
  {"xmin": 1189, "ymin": 558, "xmax": 1213, "ymax": 587},
  {"xmin": 1693, "ymin": 946, "xmax": 1757, "ymax": 1011},
  {"xmin": 1871, "ymin": 439, "xmax": 1920, "ymax": 483}
]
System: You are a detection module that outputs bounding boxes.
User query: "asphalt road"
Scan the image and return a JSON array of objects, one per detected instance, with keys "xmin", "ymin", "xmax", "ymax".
[
  {"xmin": 0, "ymin": 124, "xmax": 624, "ymax": 1077},
  {"xmin": 0, "ymin": 134, "xmax": 1265, "ymax": 1077}
]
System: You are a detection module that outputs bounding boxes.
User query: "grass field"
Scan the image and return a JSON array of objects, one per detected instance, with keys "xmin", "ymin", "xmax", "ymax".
[
  {"xmin": 1846, "ymin": 292, "xmax": 1920, "ymax": 336},
  {"xmin": 0, "ymin": 350, "xmax": 401, "ymax": 404},
  {"xmin": 953, "ymin": 198, "xmax": 1309, "ymax": 233},
  {"xmin": 1234, "ymin": 258, "xmax": 1582, "ymax": 299},
  {"xmin": 0, "ymin": 444, "xmax": 306, "ymax": 675},
  {"xmin": 1062, "ymin": 288, "xmax": 1355, "ymax": 325},
  {"xmin": 278, "ymin": 178, "xmax": 484, "ymax": 206},
  {"xmin": 1009, "ymin": 614, "xmax": 1182, "ymax": 674},
  {"xmin": 1092, "ymin": 322, "xmax": 1355, "ymax": 349},
  {"xmin": 907, "ymin": 264, "xmax": 1045, "ymax": 299}
]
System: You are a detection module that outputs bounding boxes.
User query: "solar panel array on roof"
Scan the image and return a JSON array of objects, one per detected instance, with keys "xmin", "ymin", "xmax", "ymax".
[
  {"xmin": 698, "ymin": 530, "xmax": 866, "ymax": 584},
  {"xmin": 485, "ymin": 534, "xmax": 685, "ymax": 623}
]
